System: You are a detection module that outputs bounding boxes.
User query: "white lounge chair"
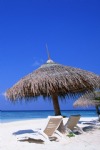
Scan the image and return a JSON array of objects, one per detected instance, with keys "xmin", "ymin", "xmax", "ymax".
[
  {"xmin": 58, "ymin": 115, "xmax": 83, "ymax": 134},
  {"xmin": 81, "ymin": 120, "xmax": 100, "ymax": 126},
  {"xmin": 17, "ymin": 116, "xmax": 63, "ymax": 142}
]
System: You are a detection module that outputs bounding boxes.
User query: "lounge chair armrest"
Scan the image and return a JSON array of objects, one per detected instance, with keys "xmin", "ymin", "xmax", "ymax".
[
  {"xmin": 75, "ymin": 125, "xmax": 83, "ymax": 133},
  {"xmin": 38, "ymin": 130, "xmax": 49, "ymax": 140},
  {"xmin": 64, "ymin": 127, "xmax": 72, "ymax": 133},
  {"xmin": 54, "ymin": 130, "xmax": 63, "ymax": 138}
]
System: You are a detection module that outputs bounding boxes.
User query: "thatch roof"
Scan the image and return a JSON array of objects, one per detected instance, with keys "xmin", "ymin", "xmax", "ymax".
[
  {"xmin": 6, "ymin": 59, "xmax": 100, "ymax": 101},
  {"xmin": 73, "ymin": 91, "xmax": 100, "ymax": 107}
]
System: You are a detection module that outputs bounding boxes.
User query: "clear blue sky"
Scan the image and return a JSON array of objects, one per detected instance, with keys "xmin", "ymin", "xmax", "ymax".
[{"xmin": 0, "ymin": 0, "xmax": 100, "ymax": 111}]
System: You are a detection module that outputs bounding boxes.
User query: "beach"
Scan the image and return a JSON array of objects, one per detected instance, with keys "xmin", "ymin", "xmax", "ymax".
[{"xmin": 1, "ymin": 117, "xmax": 100, "ymax": 150}]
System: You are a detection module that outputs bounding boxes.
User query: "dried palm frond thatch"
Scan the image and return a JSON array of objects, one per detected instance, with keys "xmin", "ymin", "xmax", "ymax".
[
  {"xmin": 74, "ymin": 92, "xmax": 100, "ymax": 107},
  {"xmin": 73, "ymin": 91, "xmax": 100, "ymax": 119},
  {"xmin": 6, "ymin": 59, "xmax": 100, "ymax": 115}
]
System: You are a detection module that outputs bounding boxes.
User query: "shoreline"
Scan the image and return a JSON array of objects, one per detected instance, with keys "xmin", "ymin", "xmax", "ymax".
[
  {"xmin": 1, "ymin": 117, "xmax": 44, "ymax": 123},
  {"xmin": 1, "ymin": 110, "xmax": 98, "ymax": 124},
  {"xmin": 1, "ymin": 116, "xmax": 98, "ymax": 123}
]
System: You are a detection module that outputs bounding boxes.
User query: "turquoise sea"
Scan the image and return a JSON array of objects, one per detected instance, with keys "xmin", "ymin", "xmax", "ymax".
[{"xmin": 0, "ymin": 110, "xmax": 98, "ymax": 123}]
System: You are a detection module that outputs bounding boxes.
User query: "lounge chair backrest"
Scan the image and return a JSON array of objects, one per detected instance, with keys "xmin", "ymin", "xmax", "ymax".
[
  {"xmin": 65, "ymin": 115, "xmax": 81, "ymax": 130},
  {"xmin": 43, "ymin": 116, "xmax": 63, "ymax": 136}
]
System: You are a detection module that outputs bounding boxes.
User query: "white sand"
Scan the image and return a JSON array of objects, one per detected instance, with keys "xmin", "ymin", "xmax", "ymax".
[{"xmin": 1, "ymin": 117, "xmax": 100, "ymax": 150}]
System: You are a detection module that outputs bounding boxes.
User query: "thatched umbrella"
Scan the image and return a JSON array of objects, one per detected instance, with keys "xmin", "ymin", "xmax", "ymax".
[
  {"xmin": 74, "ymin": 91, "xmax": 100, "ymax": 107},
  {"xmin": 6, "ymin": 58, "xmax": 100, "ymax": 116},
  {"xmin": 73, "ymin": 91, "xmax": 100, "ymax": 120}
]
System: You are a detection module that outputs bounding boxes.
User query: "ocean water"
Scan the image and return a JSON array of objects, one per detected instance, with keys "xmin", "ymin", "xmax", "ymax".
[{"xmin": 0, "ymin": 110, "xmax": 98, "ymax": 123}]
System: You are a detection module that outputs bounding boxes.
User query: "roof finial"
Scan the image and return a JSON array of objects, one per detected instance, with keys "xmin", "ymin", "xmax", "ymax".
[
  {"xmin": 45, "ymin": 44, "xmax": 54, "ymax": 64},
  {"xmin": 46, "ymin": 44, "xmax": 50, "ymax": 60}
]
